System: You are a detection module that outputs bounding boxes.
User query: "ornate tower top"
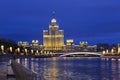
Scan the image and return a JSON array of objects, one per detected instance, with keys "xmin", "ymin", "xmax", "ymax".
[
  {"xmin": 52, "ymin": 11, "xmax": 55, "ymax": 18},
  {"xmin": 51, "ymin": 18, "xmax": 56, "ymax": 23},
  {"xmin": 49, "ymin": 11, "xmax": 59, "ymax": 30},
  {"xmin": 51, "ymin": 11, "xmax": 57, "ymax": 24}
]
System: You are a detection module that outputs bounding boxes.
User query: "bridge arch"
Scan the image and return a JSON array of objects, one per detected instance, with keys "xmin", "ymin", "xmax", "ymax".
[{"xmin": 59, "ymin": 52, "xmax": 101, "ymax": 57}]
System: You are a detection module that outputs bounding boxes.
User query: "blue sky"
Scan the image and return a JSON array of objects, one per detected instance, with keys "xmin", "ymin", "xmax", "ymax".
[{"xmin": 0, "ymin": 0, "xmax": 120, "ymax": 45}]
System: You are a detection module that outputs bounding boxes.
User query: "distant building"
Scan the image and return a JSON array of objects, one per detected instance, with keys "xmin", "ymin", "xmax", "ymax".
[
  {"xmin": 66, "ymin": 39, "xmax": 74, "ymax": 46},
  {"xmin": 73, "ymin": 41, "xmax": 97, "ymax": 52},
  {"xmin": 80, "ymin": 41, "xmax": 88, "ymax": 48},
  {"xmin": 18, "ymin": 41, "xmax": 29, "ymax": 47},
  {"xmin": 43, "ymin": 18, "xmax": 64, "ymax": 51},
  {"xmin": 32, "ymin": 40, "xmax": 39, "ymax": 47},
  {"xmin": 87, "ymin": 45, "xmax": 97, "ymax": 52},
  {"xmin": 66, "ymin": 39, "xmax": 74, "ymax": 51}
]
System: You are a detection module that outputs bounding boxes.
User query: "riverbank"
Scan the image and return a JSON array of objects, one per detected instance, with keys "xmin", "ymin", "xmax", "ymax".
[
  {"xmin": 0, "ymin": 51, "xmax": 102, "ymax": 59},
  {"xmin": 101, "ymin": 55, "xmax": 120, "ymax": 59},
  {"xmin": 0, "ymin": 54, "xmax": 16, "ymax": 80},
  {"xmin": 0, "ymin": 58, "xmax": 8, "ymax": 80},
  {"xmin": 0, "ymin": 52, "xmax": 17, "ymax": 80},
  {"xmin": 11, "ymin": 60, "xmax": 40, "ymax": 80},
  {"xmin": 0, "ymin": 53, "xmax": 41, "ymax": 80}
]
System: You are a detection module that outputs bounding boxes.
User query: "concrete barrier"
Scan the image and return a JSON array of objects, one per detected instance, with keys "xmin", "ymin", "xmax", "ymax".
[
  {"xmin": 7, "ymin": 64, "xmax": 16, "ymax": 80},
  {"xmin": 11, "ymin": 60, "xmax": 41, "ymax": 80}
]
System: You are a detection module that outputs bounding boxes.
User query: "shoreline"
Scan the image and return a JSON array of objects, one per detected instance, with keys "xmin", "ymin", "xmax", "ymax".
[
  {"xmin": 1, "ymin": 52, "xmax": 120, "ymax": 59},
  {"xmin": 0, "ymin": 53, "xmax": 101, "ymax": 59}
]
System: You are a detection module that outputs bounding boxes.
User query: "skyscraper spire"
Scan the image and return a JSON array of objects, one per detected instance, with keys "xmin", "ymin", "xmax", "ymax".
[
  {"xmin": 51, "ymin": 11, "xmax": 57, "ymax": 24},
  {"xmin": 52, "ymin": 11, "xmax": 55, "ymax": 18}
]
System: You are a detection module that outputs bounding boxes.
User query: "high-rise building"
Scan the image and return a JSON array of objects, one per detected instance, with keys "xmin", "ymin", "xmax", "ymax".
[{"xmin": 43, "ymin": 18, "xmax": 64, "ymax": 51}]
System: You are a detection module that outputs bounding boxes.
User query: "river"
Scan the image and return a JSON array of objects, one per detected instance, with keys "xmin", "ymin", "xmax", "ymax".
[{"xmin": 15, "ymin": 57, "xmax": 120, "ymax": 80}]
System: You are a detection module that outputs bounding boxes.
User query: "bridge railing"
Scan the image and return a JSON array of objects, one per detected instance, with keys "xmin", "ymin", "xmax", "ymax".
[{"xmin": 11, "ymin": 60, "xmax": 41, "ymax": 80}]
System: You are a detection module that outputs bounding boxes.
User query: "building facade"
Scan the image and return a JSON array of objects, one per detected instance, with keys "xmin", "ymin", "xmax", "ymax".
[
  {"xmin": 32, "ymin": 40, "xmax": 39, "ymax": 47},
  {"xmin": 66, "ymin": 39, "xmax": 75, "ymax": 51},
  {"xmin": 18, "ymin": 41, "xmax": 29, "ymax": 47},
  {"xmin": 43, "ymin": 18, "xmax": 64, "ymax": 51}
]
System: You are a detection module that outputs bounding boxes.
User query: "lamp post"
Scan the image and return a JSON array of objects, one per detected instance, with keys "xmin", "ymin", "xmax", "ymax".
[
  {"xmin": 10, "ymin": 47, "xmax": 12, "ymax": 53},
  {"xmin": 102, "ymin": 50, "xmax": 106, "ymax": 55},
  {"xmin": 111, "ymin": 48, "xmax": 114, "ymax": 54},
  {"xmin": 106, "ymin": 49, "xmax": 108, "ymax": 54},
  {"xmin": 17, "ymin": 48, "xmax": 20, "ymax": 53},
  {"xmin": 31, "ymin": 49, "xmax": 34, "ymax": 54},
  {"xmin": 36, "ymin": 50, "xmax": 39, "ymax": 55},
  {"xmin": 25, "ymin": 49, "xmax": 28, "ymax": 55},
  {"xmin": 1, "ymin": 45, "xmax": 4, "ymax": 53}
]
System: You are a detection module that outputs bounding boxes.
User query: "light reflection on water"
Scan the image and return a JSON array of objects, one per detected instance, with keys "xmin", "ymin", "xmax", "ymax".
[{"xmin": 15, "ymin": 57, "xmax": 120, "ymax": 80}]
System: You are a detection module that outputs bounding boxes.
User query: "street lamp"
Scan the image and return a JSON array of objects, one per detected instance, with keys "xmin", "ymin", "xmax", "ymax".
[
  {"xmin": 111, "ymin": 48, "xmax": 114, "ymax": 54},
  {"xmin": 35, "ymin": 50, "xmax": 39, "ymax": 55},
  {"xmin": 25, "ymin": 49, "xmax": 27, "ymax": 53},
  {"xmin": 1, "ymin": 45, "xmax": 4, "ymax": 53},
  {"xmin": 102, "ymin": 50, "xmax": 106, "ymax": 55},
  {"xmin": 10, "ymin": 47, "xmax": 12, "ymax": 53},
  {"xmin": 31, "ymin": 49, "xmax": 34, "ymax": 54},
  {"xmin": 17, "ymin": 48, "xmax": 20, "ymax": 53},
  {"xmin": 36, "ymin": 50, "xmax": 38, "ymax": 54}
]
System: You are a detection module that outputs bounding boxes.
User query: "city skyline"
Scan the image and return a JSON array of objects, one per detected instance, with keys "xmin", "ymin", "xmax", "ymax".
[{"xmin": 0, "ymin": 0, "xmax": 120, "ymax": 45}]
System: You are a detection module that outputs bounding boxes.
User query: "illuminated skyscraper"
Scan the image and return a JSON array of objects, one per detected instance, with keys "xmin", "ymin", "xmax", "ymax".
[{"xmin": 43, "ymin": 18, "xmax": 64, "ymax": 51}]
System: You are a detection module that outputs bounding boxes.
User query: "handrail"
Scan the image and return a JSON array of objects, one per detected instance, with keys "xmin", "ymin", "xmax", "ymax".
[{"xmin": 11, "ymin": 60, "xmax": 41, "ymax": 80}]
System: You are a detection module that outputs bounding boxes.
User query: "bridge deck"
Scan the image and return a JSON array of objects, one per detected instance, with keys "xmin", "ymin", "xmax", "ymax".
[{"xmin": 59, "ymin": 52, "xmax": 101, "ymax": 57}]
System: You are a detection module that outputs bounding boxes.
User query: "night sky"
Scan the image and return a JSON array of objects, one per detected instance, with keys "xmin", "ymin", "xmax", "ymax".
[{"xmin": 0, "ymin": 0, "xmax": 120, "ymax": 45}]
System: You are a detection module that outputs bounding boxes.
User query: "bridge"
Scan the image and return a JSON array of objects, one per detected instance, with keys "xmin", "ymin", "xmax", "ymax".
[{"xmin": 59, "ymin": 52, "xmax": 102, "ymax": 57}]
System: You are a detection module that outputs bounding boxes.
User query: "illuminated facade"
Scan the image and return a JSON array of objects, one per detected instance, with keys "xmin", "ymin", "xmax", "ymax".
[
  {"xmin": 18, "ymin": 41, "xmax": 29, "ymax": 47},
  {"xmin": 43, "ymin": 18, "xmax": 64, "ymax": 51},
  {"xmin": 80, "ymin": 41, "xmax": 88, "ymax": 48},
  {"xmin": 66, "ymin": 39, "xmax": 74, "ymax": 51},
  {"xmin": 66, "ymin": 39, "xmax": 74, "ymax": 46},
  {"xmin": 32, "ymin": 40, "xmax": 39, "ymax": 47}
]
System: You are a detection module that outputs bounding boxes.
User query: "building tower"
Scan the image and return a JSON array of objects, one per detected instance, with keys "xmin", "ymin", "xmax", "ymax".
[{"xmin": 43, "ymin": 16, "xmax": 64, "ymax": 51}]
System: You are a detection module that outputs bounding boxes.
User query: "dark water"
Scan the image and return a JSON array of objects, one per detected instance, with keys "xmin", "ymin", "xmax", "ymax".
[{"xmin": 15, "ymin": 57, "xmax": 120, "ymax": 80}]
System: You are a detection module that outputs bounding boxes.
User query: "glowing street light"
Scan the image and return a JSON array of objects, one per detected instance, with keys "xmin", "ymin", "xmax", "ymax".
[
  {"xmin": 10, "ymin": 47, "xmax": 12, "ymax": 53},
  {"xmin": 36, "ymin": 50, "xmax": 39, "ymax": 55},
  {"xmin": 37, "ymin": 50, "xmax": 39, "ymax": 53},
  {"xmin": 102, "ymin": 50, "xmax": 106, "ymax": 55},
  {"xmin": 1, "ymin": 45, "xmax": 4, "ymax": 53},
  {"xmin": 106, "ymin": 49, "xmax": 108, "ymax": 54},
  {"xmin": 111, "ymin": 49, "xmax": 114, "ymax": 53},
  {"xmin": 17, "ymin": 48, "xmax": 20, "ymax": 53},
  {"xmin": 31, "ymin": 49, "xmax": 34, "ymax": 54},
  {"xmin": 25, "ymin": 49, "xmax": 27, "ymax": 53}
]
